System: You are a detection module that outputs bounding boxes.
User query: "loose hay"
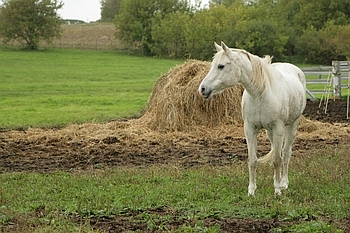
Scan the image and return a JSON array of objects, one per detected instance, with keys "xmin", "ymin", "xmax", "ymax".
[
  {"xmin": 134, "ymin": 60, "xmax": 244, "ymax": 132},
  {"xmin": 1, "ymin": 60, "xmax": 350, "ymax": 148}
]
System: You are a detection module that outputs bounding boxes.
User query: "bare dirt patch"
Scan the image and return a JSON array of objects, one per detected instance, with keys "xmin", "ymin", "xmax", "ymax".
[
  {"xmin": 1, "ymin": 100, "xmax": 349, "ymax": 173},
  {"xmin": 304, "ymin": 99, "xmax": 350, "ymax": 123},
  {"xmin": 81, "ymin": 206, "xmax": 294, "ymax": 233}
]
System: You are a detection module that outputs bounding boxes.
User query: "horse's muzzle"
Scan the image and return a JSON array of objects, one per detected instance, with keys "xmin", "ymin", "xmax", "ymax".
[{"xmin": 199, "ymin": 86, "xmax": 212, "ymax": 99}]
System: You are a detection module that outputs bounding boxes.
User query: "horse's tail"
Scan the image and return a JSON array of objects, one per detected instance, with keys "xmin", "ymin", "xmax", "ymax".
[{"xmin": 257, "ymin": 149, "xmax": 274, "ymax": 164}]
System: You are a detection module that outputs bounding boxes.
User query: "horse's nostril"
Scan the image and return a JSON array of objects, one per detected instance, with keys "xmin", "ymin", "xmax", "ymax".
[{"xmin": 201, "ymin": 87, "xmax": 205, "ymax": 93}]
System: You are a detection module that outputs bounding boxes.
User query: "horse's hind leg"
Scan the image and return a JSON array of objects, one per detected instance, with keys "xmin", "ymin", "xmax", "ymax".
[{"xmin": 281, "ymin": 118, "xmax": 300, "ymax": 190}]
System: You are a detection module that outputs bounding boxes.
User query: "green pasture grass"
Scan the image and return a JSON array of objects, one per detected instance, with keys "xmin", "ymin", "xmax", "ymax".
[
  {"xmin": 1, "ymin": 147, "xmax": 349, "ymax": 232},
  {"xmin": 0, "ymin": 46, "xmax": 181, "ymax": 130}
]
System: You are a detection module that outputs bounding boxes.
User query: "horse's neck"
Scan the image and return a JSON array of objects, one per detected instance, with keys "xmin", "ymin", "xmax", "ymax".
[{"xmin": 239, "ymin": 60, "xmax": 268, "ymax": 99}]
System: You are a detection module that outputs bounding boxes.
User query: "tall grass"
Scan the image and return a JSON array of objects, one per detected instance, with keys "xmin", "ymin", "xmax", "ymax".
[{"xmin": 0, "ymin": 47, "xmax": 181, "ymax": 129}]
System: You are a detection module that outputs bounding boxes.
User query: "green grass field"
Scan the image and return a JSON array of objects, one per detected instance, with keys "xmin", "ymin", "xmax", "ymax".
[
  {"xmin": 1, "ymin": 152, "xmax": 349, "ymax": 232},
  {"xmin": 0, "ymin": 46, "xmax": 181, "ymax": 129},
  {"xmin": 1, "ymin": 47, "xmax": 349, "ymax": 232}
]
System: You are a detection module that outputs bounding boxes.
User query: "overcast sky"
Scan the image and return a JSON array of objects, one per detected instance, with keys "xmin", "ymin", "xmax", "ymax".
[
  {"xmin": 58, "ymin": 0, "xmax": 209, "ymax": 23},
  {"xmin": 58, "ymin": 0, "xmax": 101, "ymax": 22}
]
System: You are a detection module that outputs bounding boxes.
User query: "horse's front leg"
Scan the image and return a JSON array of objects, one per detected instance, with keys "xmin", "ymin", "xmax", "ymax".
[
  {"xmin": 244, "ymin": 123, "xmax": 258, "ymax": 196},
  {"xmin": 272, "ymin": 123, "xmax": 285, "ymax": 195},
  {"xmin": 281, "ymin": 118, "xmax": 300, "ymax": 190}
]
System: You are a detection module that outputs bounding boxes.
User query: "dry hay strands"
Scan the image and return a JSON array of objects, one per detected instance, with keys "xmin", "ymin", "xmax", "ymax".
[
  {"xmin": 135, "ymin": 60, "xmax": 244, "ymax": 133},
  {"xmin": 298, "ymin": 116, "xmax": 350, "ymax": 140}
]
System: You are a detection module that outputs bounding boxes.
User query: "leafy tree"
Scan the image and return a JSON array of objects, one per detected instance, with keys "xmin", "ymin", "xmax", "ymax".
[
  {"xmin": 185, "ymin": 5, "xmax": 232, "ymax": 60},
  {"xmin": 100, "ymin": 0, "xmax": 121, "ymax": 22},
  {"xmin": 0, "ymin": 0, "xmax": 63, "ymax": 50},
  {"xmin": 289, "ymin": 0, "xmax": 350, "ymax": 33},
  {"xmin": 232, "ymin": 19, "xmax": 288, "ymax": 59},
  {"xmin": 227, "ymin": 1, "xmax": 288, "ymax": 59},
  {"xmin": 295, "ymin": 25, "xmax": 346, "ymax": 64},
  {"xmin": 114, "ymin": 0, "xmax": 190, "ymax": 55},
  {"xmin": 333, "ymin": 24, "xmax": 350, "ymax": 60},
  {"xmin": 151, "ymin": 12, "xmax": 191, "ymax": 58},
  {"xmin": 209, "ymin": 0, "xmax": 236, "ymax": 7},
  {"xmin": 274, "ymin": 0, "xmax": 350, "ymax": 57}
]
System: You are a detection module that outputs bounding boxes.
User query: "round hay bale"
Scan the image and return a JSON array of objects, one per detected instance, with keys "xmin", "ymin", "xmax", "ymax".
[{"xmin": 136, "ymin": 60, "xmax": 244, "ymax": 132}]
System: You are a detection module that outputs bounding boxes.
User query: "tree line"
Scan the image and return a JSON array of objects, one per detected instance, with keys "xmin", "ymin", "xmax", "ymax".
[
  {"xmin": 105, "ymin": 0, "xmax": 350, "ymax": 64},
  {"xmin": 1, "ymin": 0, "xmax": 349, "ymax": 64}
]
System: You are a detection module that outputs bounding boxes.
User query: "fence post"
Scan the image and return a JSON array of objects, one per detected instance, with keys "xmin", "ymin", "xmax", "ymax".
[{"xmin": 332, "ymin": 60, "xmax": 342, "ymax": 98}]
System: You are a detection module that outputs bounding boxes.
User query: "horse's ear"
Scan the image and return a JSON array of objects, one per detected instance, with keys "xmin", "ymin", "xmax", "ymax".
[
  {"xmin": 214, "ymin": 42, "xmax": 222, "ymax": 52},
  {"xmin": 221, "ymin": 41, "xmax": 229, "ymax": 52}
]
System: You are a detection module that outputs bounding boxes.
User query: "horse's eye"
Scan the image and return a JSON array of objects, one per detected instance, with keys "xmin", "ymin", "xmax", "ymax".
[{"xmin": 217, "ymin": 64, "xmax": 225, "ymax": 69}]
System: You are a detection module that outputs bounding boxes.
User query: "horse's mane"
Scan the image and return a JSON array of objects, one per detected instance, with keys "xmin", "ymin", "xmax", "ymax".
[
  {"xmin": 232, "ymin": 49, "xmax": 274, "ymax": 92},
  {"xmin": 213, "ymin": 47, "xmax": 274, "ymax": 93}
]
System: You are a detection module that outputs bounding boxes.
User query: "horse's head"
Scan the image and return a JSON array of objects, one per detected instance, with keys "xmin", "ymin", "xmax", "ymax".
[{"xmin": 199, "ymin": 42, "xmax": 248, "ymax": 99}]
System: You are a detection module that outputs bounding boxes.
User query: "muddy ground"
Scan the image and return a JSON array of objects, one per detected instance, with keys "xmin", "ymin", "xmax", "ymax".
[
  {"xmin": 1, "ymin": 99, "xmax": 349, "ymax": 232},
  {"xmin": 1, "ymin": 99, "xmax": 349, "ymax": 173}
]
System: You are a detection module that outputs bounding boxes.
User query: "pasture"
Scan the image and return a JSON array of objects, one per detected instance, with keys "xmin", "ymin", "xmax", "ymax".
[
  {"xmin": 0, "ymin": 47, "xmax": 350, "ymax": 232},
  {"xmin": 0, "ymin": 47, "xmax": 181, "ymax": 129}
]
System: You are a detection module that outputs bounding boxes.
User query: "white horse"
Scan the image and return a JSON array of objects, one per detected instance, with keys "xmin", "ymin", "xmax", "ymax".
[{"xmin": 199, "ymin": 42, "xmax": 306, "ymax": 196}]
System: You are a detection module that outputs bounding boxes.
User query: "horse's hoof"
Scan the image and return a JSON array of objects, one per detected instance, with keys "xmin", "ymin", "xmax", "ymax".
[
  {"xmin": 248, "ymin": 185, "xmax": 256, "ymax": 196},
  {"xmin": 248, "ymin": 191, "xmax": 255, "ymax": 196},
  {"xmin": 274, "ymin": 189, "xmax": 282, "ymax": 196},
  {"xmin": 281, "ymin": 179, "xmax": 289, "ymax": 190}
]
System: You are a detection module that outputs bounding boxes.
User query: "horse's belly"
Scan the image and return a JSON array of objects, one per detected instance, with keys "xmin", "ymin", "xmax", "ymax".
[{"xmin": 242, "ymin": 91, "xmax": 305, "ymax": 128}]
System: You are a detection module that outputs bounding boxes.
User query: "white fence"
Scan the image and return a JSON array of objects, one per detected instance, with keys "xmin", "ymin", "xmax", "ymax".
[{"xmin": 302, "ymin": 61, "xmax": 350, "ymax": 101}]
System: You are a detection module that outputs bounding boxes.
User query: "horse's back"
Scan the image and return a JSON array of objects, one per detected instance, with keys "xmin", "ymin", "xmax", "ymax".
[
  {"xmin": 270, "ymin": 62, "xmax": 306, "ymax": 121},
  {"xmin": 272, "ymin": 63, "xmax": 306, "ymax": 90}
]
